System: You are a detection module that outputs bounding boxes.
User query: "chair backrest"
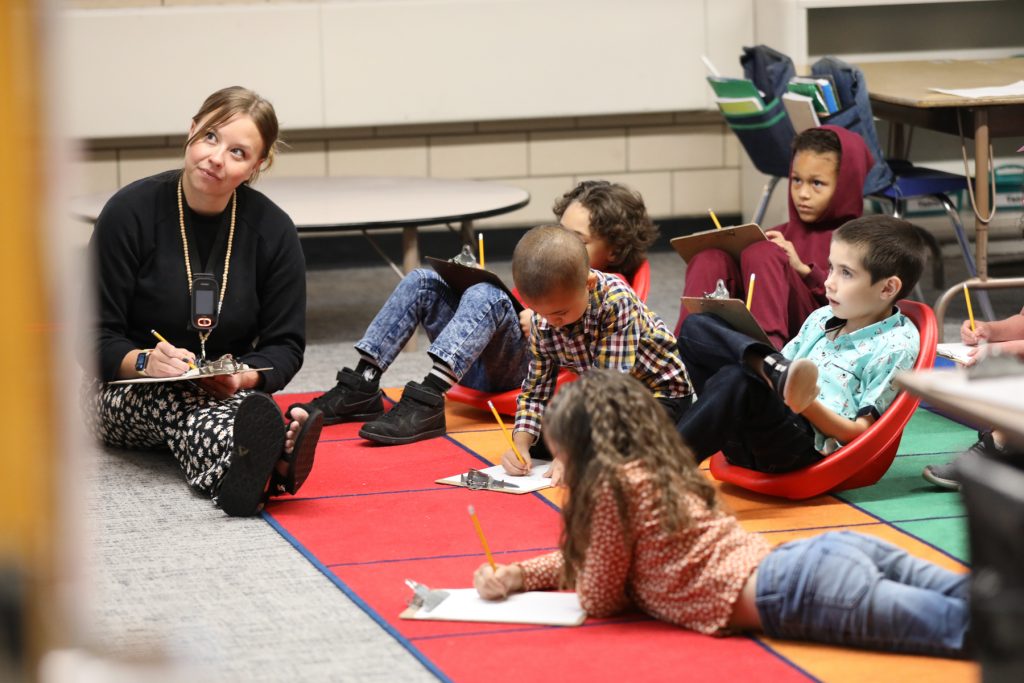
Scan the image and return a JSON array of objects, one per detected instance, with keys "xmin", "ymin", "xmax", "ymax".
[
  {"xmin": 810, "ymin": 56, "xmax": 894, "ymax": 194},
  {"xmin": 708, "ymin": 299, "xmax": 937, "ymax": 499},
  {"xmin": 630, "ymin": 259, "xmax": 651, "ymax": 303}
]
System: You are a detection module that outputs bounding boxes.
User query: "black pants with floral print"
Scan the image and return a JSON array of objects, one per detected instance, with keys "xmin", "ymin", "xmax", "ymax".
[{"xmin": 82, "ymin": 379, "xmax": 255, "ymax": 495}]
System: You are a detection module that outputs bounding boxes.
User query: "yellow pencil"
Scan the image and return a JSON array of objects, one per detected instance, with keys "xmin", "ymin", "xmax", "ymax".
[
  {"xmin": 487, "ymin": 400, "xmax": 526, "ymax": 466},
  {"xmin": 746, "ymin": 273, "xmax": 756, "ymax": 310},
  {"xmin": 478, "ymin": 233, "xmax": 485, "ymax": 269},
  {"xmin": 468, "ymin": 505, "xmax": 497, "ymax": 570},
  {"xmin": 709, "ymin": 208, "xmax": 722, "ymax": 230},
  {"xmin": 963, "ymin": 283, "xmax": 976, "ymax": 333},
  {"xmin": 151, "ymin": 329, "xmax": 197, "ymax": 370}
]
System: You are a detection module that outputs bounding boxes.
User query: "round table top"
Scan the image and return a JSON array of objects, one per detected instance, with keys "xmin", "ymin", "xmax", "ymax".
[{"xmin": 70, "ymin": 175, "xmax": 531, "ymax": 230}]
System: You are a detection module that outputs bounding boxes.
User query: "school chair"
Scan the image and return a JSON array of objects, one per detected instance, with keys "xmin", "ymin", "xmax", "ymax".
[
  {"xmin": 713, "ymin": 46, "xmax": 797, "ymax": 226},
  {"xmin": 812, "ymin": 56, "xmax": 992, "ymax": 316},
  {"xmin": 446, "ymin": 260, "xmax": 652, "ymax": 415},
  {"xmin": 708, "ymin": 299, "xmax": 938, "ymax": 500}
]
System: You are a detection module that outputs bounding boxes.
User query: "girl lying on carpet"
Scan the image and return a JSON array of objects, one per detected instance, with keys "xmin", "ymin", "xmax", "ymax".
[{"xmin": 472, "ymin": 369, "xmax": 969, "ymax": 658}]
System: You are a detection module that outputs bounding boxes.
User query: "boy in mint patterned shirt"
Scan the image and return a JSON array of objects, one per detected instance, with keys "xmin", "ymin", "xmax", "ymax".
[{"xmin": 676, "ymin": 216, "xmax": 926, "ymax": 473}]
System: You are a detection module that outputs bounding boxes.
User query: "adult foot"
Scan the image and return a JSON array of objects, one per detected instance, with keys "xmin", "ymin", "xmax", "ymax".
[
  {"xmin": 271, "ymin": 403, "xmax": 324, "ymax": 495},
  {"xmin": 309, "ymin": 368, "xmax": 384, "ymax": 425},
  {"xmin": 358, "ymin": 381, "xmax": 446, "ymax": 445}
]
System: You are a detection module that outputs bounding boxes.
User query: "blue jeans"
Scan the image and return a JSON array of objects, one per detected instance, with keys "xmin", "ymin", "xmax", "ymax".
[
  {"xmin": 756, "ymin": 531, "xmax": 969, "ymax": 657},
  {"xmin": 354, "ymin": 268, "xmax": 530, "ymax": 392}
]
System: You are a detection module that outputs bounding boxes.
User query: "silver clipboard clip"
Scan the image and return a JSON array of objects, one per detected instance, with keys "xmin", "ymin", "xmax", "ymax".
[
  {"xmin": 405, "ymin": 579, "xmax": 450, "ymax": 612},
  {"xmin": 460, "ymin": 468, "xmax": 520, "ymax": 491}
]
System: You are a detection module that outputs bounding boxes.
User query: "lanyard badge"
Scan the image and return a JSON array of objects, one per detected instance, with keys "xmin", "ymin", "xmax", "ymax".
[{"xmin": 191, "ymin": 272, "xmax": 219, "ymax": 331}]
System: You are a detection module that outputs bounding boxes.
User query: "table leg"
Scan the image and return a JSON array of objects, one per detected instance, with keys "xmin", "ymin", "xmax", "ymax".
[
  {"xmin": 974, "ymin": 108, "xmax": 990, "ymax": 281},
  {"xmin": 403, "ymin": 226, "xmax": 419, "ymax": 351},
  {"xmin": 460, "ymin": 219, "xmax": 474, "ymax": 246}
]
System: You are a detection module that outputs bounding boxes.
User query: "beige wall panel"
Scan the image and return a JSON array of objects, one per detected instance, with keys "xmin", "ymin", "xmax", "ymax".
[
  {"xmin": 321, "ymin": 0, "xmax": 706, "ymax": 126},
  {"xmin": 327, "ymin": 137, "xmax": 428, "ymax": 177},
  {"xmin": 62, "ymin": 4, "xmax": 324, "ymax": 137},
  {"xmin": 530, "ymin": 129, "xmax": 627, "ymax": 176},
  {"xmin": 672, "ymin": 168, "xmax": 741, "ymax": 216},
  {"xmin": 628, "ymin": 125, "xmax": 725, "ymax": 172},
  {"xmin": 429, "ymin": 134, "xmax": 528, "ymax": 180},
  {"xmin": 474, "ymin": 176, "xmax": 574, "ymax": 228},
  {"xmin": 69, "ymin": 149, "xmax": 119, "ymax": 196},
  {"xmin": 118, "ymin": 147, "xmax": 180, "ymax": 185},
  {"xmin": 724, "ymin": 130, "xmax": 741, "ymax": 167},
  {"xmin": 577, "ymin": 172, "xmax": 673, "ymax": 218},
  {"xmin": 265, "ymin": 141, "xmax": 328, "ymax": 178}
]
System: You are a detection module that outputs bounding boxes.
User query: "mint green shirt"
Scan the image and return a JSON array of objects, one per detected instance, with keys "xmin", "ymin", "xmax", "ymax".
[{"xmin": 782, "ymin": 305, "xmax": 920, "ymax": 454}]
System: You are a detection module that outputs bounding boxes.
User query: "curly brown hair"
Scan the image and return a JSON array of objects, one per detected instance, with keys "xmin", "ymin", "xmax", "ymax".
[
  {"xmin": 552, "ymin": 181, "xmax": 658, "ymax": 280},
  {"xmin": 543, "ymin": 370, "xmax": 717, "ymax": 587}
]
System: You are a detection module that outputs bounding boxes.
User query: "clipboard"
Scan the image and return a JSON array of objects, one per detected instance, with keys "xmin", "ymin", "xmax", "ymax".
[
  {"xmin": 426, "ymin": 257, "xmax": 524, "ymax": 313},
  {"xmin": 669, "ymin": 223, "xmax": 767, "ymax": 264},
  {"xmin": 435, "ymin": 461, "xmax": 554, "ymax": 495},
  {"xmin": 682, "ymin": 297, "xmax": 776, "ymax": 349},
  {"xmin": 110, "ymin": 365, "xmax": 272, "ymax": 385},
  {"xmin": 400, "ymin": 586, "xmax": 586, "ymax": 626}
]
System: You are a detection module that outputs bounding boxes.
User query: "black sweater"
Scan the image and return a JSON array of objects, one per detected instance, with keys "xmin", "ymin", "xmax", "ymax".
[{"xmin": 88, "ymin": 170, "xmax": 306, "ymax": 393}]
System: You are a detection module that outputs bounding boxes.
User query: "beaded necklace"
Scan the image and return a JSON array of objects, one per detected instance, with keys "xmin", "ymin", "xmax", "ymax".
[{"xmin": 177, "ymin": 175, "xmax": 236, "ymax": 362}]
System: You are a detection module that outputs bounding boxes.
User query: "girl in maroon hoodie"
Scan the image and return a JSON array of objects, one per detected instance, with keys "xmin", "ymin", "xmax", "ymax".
[{"xmin": 675, "ymin": 126, "xmax": 873, "ymax": 349}]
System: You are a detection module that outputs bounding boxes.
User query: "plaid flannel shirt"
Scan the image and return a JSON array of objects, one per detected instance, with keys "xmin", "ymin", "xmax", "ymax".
[{"xmin": 513, "ymin": 270, "xmax": 692, "ymax": 440}]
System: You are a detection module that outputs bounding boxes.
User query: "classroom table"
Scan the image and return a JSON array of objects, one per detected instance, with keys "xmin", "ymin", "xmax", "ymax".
[
  {"xmin": 896, "ymin": 366, "xmax": 1024, "ymax": 451},
  {"xmin": 858, "ymin": 58, "xmax": 1024, "ymax": 334},
  {"xmin": 70, "ymin": 175, "xmax": 531, "ymax": 277}
]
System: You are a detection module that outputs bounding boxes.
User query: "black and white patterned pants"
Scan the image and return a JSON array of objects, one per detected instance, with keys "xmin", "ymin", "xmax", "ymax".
[{"xmin": 81, "ymin": 379, "xmax": 256, "ymax": 495}]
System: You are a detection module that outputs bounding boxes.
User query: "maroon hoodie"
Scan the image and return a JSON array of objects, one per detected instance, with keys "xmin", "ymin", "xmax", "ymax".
[{"xmin": 772, "ymin": 125, "xmax": 874, "ymax": 302}]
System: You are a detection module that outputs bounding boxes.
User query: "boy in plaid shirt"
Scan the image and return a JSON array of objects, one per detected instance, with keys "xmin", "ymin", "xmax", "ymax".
[{"xmin": 500, "ymin": 225, "xmax": 692, "ymax": 483}]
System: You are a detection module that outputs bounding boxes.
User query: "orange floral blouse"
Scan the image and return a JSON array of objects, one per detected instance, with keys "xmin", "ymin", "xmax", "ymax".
[{"xmin": 518, "ymin": 462, "xmax": 770, "ymax": 634}]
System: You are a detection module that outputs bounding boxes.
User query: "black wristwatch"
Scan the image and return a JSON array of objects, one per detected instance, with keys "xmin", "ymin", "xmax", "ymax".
[{"xmin": 135, "ymin": 350, "xmax": 150, "ymax": 375}]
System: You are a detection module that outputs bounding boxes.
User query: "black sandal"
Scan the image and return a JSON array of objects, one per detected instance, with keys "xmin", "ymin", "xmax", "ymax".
[
  {"xmin": 217, "ymin": 393, "xmax": 285, "ymax": 517},
  {"xmin": 272, "ymin": 403, "xmax": 324, "ymax": 495}
]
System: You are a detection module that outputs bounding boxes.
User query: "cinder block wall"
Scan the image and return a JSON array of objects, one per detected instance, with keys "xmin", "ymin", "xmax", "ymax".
[{"xmin": 73, "ymin": 112, "xmax": 742, "ymax": 230}]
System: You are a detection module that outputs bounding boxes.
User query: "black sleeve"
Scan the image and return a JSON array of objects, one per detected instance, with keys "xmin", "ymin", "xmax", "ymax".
[
  {"xmin": 87, "ymin": 195, "xmax": 145, "ymax": 382},
  {"xmin": 238, "ymin": 211, "xmax": 306, "ymax": 393}
]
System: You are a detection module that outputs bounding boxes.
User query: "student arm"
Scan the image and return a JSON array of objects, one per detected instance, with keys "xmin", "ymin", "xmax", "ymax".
[
  {"xmin": 961, "ymin": 312, "xmax": 1024, "ymax": 345},
  {"xmin": 506, "ymin": 330, "xmax": 557, "ymax": 474},
  {"xmin": 575, "ymin": 482, "xmax": 633, "ymax": 617},
  {"xmin": 801, "ymin": 401, "xmax": 874, "ymax": 444}
]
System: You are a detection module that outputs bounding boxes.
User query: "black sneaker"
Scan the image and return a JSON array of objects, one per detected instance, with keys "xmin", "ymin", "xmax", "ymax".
[
  {"xmin": 763, "ymin": 353, "xmax": 819, "ymax": 413},
  {"xmin": 922, "ymin": 431, "xmax": 999, "ymax": 491},
  {"xmin": 358, "ymin": 381, "xmax": 446, "ymax": 445},
  {"xmin": 310, "ymin": 368, "xmax": 384, "ymax": 425}
]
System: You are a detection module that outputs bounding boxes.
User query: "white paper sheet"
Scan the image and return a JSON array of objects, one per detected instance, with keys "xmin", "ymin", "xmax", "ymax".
[
  {"xmin": 936, "ymin": 342, "xmax": 977, "ymax": 365},
  {"xmin": 436, "ymin": 461, "xmax": 554, "ymax": 494},
  {"xmin": 408, "ymin": 588, "xmax": 585, "ymax": 626},
  {"xmin": 929, "ymin": 80, "xmax": 1024, "ymax": 99}
]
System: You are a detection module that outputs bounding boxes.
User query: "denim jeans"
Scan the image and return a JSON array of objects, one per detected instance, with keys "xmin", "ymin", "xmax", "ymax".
[
  {"xmin": 675, "ymin": 313, "xmax": 822, "ymax": 472},
  {"xmin": 354, "ymin": 268, "xmax": 530, "ymax": 392},
  {"xmin": 756, "ymin": 531, "xmax": 969, "ymax": 657}
]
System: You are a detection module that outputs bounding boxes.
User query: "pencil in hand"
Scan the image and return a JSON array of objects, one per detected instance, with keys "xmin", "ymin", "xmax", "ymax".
[
  {"xmin": 150, "ymin": 329, "xmax": 197, "ymax": 370},
  {"xmin": 963, "ymin": 283, "xmax": 976, "ymax": 333},
  {"xmin": 708, "ymin": 208, "xmax": 722, "ymax": 230},
  {"xmin": 468, "ymin": 505, "xmax": 497, "ymax": 570},
  {"xmin": 746, "ymin": 273, "xmax": 756, "ymax": 311},
  {"xmin": 487, "ymin": 400, "xmax": 526, "ymax": 467}
]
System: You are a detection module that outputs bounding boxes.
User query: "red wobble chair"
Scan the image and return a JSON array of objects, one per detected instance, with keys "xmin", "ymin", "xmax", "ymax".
[
  {"xmin": 447, "ymin": 260, "xmax": 652, "ymax": 415},
  {"xmin": 708, "ymin": 299, "xmax": 937, "ymax": 500}
]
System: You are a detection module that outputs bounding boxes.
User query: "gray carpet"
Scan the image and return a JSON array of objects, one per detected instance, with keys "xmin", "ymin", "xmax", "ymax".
[{"xmin": 82, "ymin": 232, "xmax": 1022, "ymax": 681}]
